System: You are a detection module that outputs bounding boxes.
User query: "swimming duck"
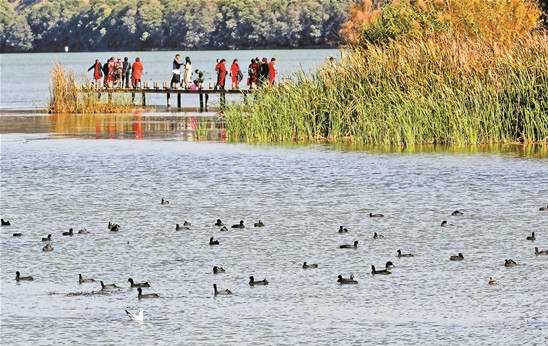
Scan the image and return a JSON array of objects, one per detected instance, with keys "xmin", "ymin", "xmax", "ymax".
[
  {"xmin": 213, "ymin": 283, "xmax": 232, "ymax": 295},
  {"xmin": 15, "ymin": 271, "xmax": 33, "ymax": 281},
  {"xmin": 535, "ymin": 247, "xmax": 548, "ymax": 255},
  {"xmin": 249, "ymin": 276, "xmax": 268, "ymax": 286},
  {"xmin": 338, "ymin": 226, "xmax": 349, "ymax": 233},
  {"xmin": 137, "ymin": 287, "xmax": 159, "ymax": 298},
  {"xmin": 62, "ymin": 228, "xmax": 74, "ymax": 236},
  {"xmin": 254, "ymin": 220, "xmax": 265, "ymax": 227},
  {"xmin": 371, "ymin": 265, "xmax": 391, "ymax": 275},
  {"xmin": 340, "ymin": 240, "xmax": 359, "ymax": 249},
  {"xmin": 125, "ymin": 308, "xmax": 145, "ymax": 322},
  {"xmin": 231, "ymin": 220, "xmax": 245, "ymax": 228},
  {"xmin": 209, "ymin": 237, "xmax": 219, "ymax": 245},
  {"xmin": 441, "ymin": 220, "xmax": 450, "ymax": 227},
  {"xmin": 504, "ymin": 259, "xmax": 517, "ymax": 267},
  {"xmin": 213, "ymin": 266, "xmax": 226, "ymax": 274},
  {"xmin": 526, "ymin": 232, "xmax": 535, "ymax": 241},
  {"xmin": 161, "ymin": 198, "xmax": 169, "ymax": 205},
  {"xmin": 176, "ymin": 223, "xmax": 189, "ymax": 230},
  {"xmin": 303, "ymin": 262, "xmax": 318, "ymax": 269},
  {"xmin": 488, "ymin": 277, "xmax": 499, "ymax": 285},
  {"xmin": 451, "ymin": 210, "xmax": 463, "ymax": 216},
  {"xmin": 219, "ymin": 226, "xmax": 228, "ymax": 231},
  {"xmin": 337, "ymin": 274, "xmax": 358, "ymax": 284},
  {"xmin": 78, "ymin": 228, "xmax": 89, "ymax": 234},
  {"xmin": 385, "ymin": 261, "xmax": 395, "ymax": 269},
  {"xmin": 107, "ymin": 222, "xmax": 120, "ymax": 231},
  {"xmin": 79, "ymin": 274, "xmax": 95, "ymax": 283},
  {"xmin": 397, "ymin": 249, "xmax": 414, "ymax": 258},
  {"xmin": 215, "ymin": 219, "xmax": 224, "ymax": 226},
  {"xmin": 183, "ymin": 221, "xmax": 191, "ymax": 226},
  {"xmin": 42, "ymin": 243, "xmax": 53, "ymax": 251},
  {"xmin": 539, "ymin": 205, "xmax": 548, "ymax": 211},
  {"xmin": 128, "ymin": 278, "xmax": 150, "ymax": 288},
  {"xmin": 1, "ymin": 218, "xmax": 11, "ymax": 226},
  {"xmin": 450, "ymin": 253, "xmax": 464, "ymax": 261},
  {"xmin": 373, "ymin": 232, "xmax": 384, "ymax": 239},
  {"xmin": 42, "ymin": 234, "xmax": 52, "ymax": 241},
  {"xmin": 100, "ymin": 281, "xmax": 119, "ymax": 290},
  {"xmin": 369, "ymin": 213, "xmax": 384, "ymax": 218},
  {"xmin": 13, "ymin": 233, "xmax": 23, "ymax": 237}
]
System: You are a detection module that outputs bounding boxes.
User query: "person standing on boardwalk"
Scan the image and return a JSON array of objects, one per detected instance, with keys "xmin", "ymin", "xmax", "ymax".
[
  {"xmin": 250, "ymin": 58, "xmax": 260, "ymax": 89},
  {"xmin": 122, "ymin": 57, "xmax": 131, "ymax": 88},
  {"xmin": 214, "ymin": 58, "xmax": 221, "ymax": 89},
  {"xmin": 102, "ymin": 58, "xmax": 110, "ymax": 87},
  {"xmin": 114, "ymin": 57, "xmax": 123, "ymax": 88},
  {"xmin": 193, "ymin": 69, "xmax": 205, "ymax": 89},
  {"xmin": 230, "ymin": 59, "xmax": 242, "ymax": 89},
  {"xmin": 217, "ymin": 59, "xmax": 227, "ymax": 89},
  {"xmin": 173, "ymin": 54, "xmax": 183, "ymax": 70},
  {"xmin": 107, "ymin": 56, "xmax": 115, "ymax": 88},
  {"xmin": 268, "ymin": 57, "xmax": 278, "ymax": 86},
  {"xmin": 259, "ymin": 57, "xmax": 269, "ymax": 87},
  {"xmin": 182, "ymin": 56, "xmax": 192, "ymax": 89},
  {"xmin": 88, "ymin": 59, "xmax": 103, "ymax": 88},
  {"xmin": 131, "ymin": 57, "xmax": 143, "ymax": 88}
]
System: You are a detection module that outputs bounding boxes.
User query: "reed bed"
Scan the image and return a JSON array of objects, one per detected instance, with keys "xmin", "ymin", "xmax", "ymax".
[
  {"xmin": 225, "ymin": 34, "xmax": 548, "ymax": 146},
  {"xmin": 48, "ymin": 62, "xmax": 144, "ymax": 114}
]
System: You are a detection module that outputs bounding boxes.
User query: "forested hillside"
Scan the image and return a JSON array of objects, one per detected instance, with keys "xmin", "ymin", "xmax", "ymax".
[{"xmin": 1, "ymin": 0, "xmax": 356, "ymax": 52}]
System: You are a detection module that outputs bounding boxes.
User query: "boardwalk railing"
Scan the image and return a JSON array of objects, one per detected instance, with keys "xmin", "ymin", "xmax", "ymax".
[{"xmin": 79, "ymin": 81, "xmax": 251, "ymax": 110}]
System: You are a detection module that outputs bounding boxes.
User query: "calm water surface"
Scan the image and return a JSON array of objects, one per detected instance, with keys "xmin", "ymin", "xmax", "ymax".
[{"xmin": 1, "ymin": 119, "xmax": 547, "ymax": 344}]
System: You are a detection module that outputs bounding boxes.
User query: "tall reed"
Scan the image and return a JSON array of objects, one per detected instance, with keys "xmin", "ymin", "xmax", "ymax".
[{"xmin": 225, "ymin": 33, "xmax": 548, "ymax": 146}]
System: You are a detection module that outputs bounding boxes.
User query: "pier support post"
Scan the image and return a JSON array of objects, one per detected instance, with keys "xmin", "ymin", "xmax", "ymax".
[
  {"xmin": 220, "ymin": 92, "xmax": 226, "ymax": 111},
  {"xmin": 167, "ymin": 93, "xmax": 171, "ymax": 108},
  {"xmin": 199, "ymin": 93, "xmax": 204, "ymax": 111},
  {"xmin": 177, "ymin": 93, "xmax": 181, "ymax": 108},
  {"xmin": 142, "ymin": 92, "xmax": 146, "ymax": 106}
]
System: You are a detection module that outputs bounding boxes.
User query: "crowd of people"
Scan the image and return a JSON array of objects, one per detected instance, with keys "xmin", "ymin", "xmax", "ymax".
[{"xmin": 88, "ymin": 55, "xmax": 278, "ymax": 90}]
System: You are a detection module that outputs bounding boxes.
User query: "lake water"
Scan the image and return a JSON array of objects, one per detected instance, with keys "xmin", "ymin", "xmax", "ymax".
[{"xmin": 1, "ymin": 51, "xmax": 548, "ymax": 345}]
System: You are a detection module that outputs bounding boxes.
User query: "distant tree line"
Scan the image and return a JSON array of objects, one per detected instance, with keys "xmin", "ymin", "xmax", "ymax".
[{"xmin": 0, "ymin": 0, "xmax": 358, "ymax": 53}]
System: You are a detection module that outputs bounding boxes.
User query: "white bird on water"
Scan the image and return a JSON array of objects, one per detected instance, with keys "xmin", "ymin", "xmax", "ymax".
[{"xmin": 125, "ymin": 308, "xmax": 145, "ymax": 322}]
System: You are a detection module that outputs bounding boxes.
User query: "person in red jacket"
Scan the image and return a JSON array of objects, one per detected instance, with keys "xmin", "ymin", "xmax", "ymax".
[
  {"xmin": 131, "ymin": 57, "xmax": 143, "ymax": 88},
  {"xmin": 230, "ymin": 59, "xmax": 241, "ymax": 89},
  {"xmin": 218, "ymin": 59, "xmax": 227, "ymax": 89},
  {"xmin": 268, "ymin": 57, "xmax": 278, "ymax": 86},
  {"xmin": 87, "ymin": 59, "xmax": 103, "ymax": 88}
]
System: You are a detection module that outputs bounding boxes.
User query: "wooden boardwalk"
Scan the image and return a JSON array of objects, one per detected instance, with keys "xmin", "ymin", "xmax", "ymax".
[{"xmin": 80, "ymin": 83, "xmax": 251, "ymax": 110}]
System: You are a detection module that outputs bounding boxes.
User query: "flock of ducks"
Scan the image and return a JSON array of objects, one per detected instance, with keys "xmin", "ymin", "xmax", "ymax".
[{"xmin": 4, "ymin": 202, "xmax": 547, "ymax": 321}]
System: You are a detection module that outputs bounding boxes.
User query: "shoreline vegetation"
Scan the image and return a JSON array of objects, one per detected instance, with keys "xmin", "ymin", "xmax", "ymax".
[
  {"xmin": 48, "ymin": 0, "xmax": 548, "ymax": 147},
  {"xmin": 224, "ymin": 0, "xmax": 548, "ymax": 146}
]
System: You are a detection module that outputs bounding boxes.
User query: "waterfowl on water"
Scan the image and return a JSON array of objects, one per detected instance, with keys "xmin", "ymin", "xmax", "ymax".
[
  {"xmin": 215, "ymin": 219, "xmax": 224, "ymax": 226},
  {"xmin": 504, "ymin": 259, "xmax": 517, "ymax": 267},
  {"xmin": 213, "ymin": 284, "xmax": 232, "ymax": 295},
  {"xmin": 209, "ymin": 237, "xmax": 219, "ymax": 245},
  {"xmin": 371, "ymin": 265, "xmax": 391, "ymax": 275},
  {"xmin": 539, "ymin": 205, "xmax": 548, "ymax": 211},
  {"xmin": 385, "ymin": 261, "xmax": 395, "ymax": 269},
  {"xmin": 369, "ymin": 213, "xmax": 384, "ymax": 218},
  {"xmin": 108, "ymin": 222, "xmax": 120, "ymax": 231},
  {"xmin": 526, "ymin": 232, "xmax": 535, "ymax": 241},
  {"xmin": 213, "ymin": 266, "xmax": 226, "ymax": 274},
  {"xmin": 13, "ymin": 233, "xmax": 23, "ymax": 237},
  {"xmin": 337, "ymin": 274, "xmax": 358, "ymax": 284},
  {"xmin": 126, "ymin": 309, "xmax": 145, "ymax": 322},
  {"xmin": 100, "ymin": 281, "xmax": 119, "ymax": 290},
  {"xmin": 15, "ymin": 271, "xmax": 33, "ymax": 281},
  {"xmin": 303, "ymin": 262, "xmax": 318, "ymax": 269},
  {"xmin": 161, "ymin": 198, "xmax": 169, "ymax": 205},
  {"xmin": 397, "ymin": 249, "xmax": 414, "ymax": 258},
  {"xmin": 79, "ymin": 274, "xmax": 95, "ymax": 283},
  {"xmin": 62, "ymin": 228, "xmax": 74, "ymax": 236},
  {"xmin": 488, "ymin": 277, "xmax": 499, "ymax": 285},
  {"xmin": 373, "ymin": 232, "xmax": 384, "ymax": 239},
  {"xmin": 249, "ymin": 276, "xmax": 268, "ymax": 286},
  {"xmin": 137, "ymin": 287, "xmax": 159, "ymax": 298},
  {"xmin": 42, "ymin": 243, "xmax": 53, "ymax": 251},
  {"xmin": 128, "ymin": 278, "xmax": 150, "ymax": 288},
  {"xmin": 340, "ymin": 240, "xmax": 359, "ymax": 249},
  {"xmin": 231, "ymin": 220, "xmax": 245, "ymax": 228},
  {"xmin": 183, "ymin": 221, "xmax": 191, "ymax": 226},
  {"xmin": 450, "ymin": 253, "xmax": 464, "ymax": 261},
  {"xmin": 1, "ymin": 218, "xmax": 11, "ymax": 226},
  {"xmin": 451, "ymin": 210, "xmax": 463, "ymax": 216},
  {"xmin": 338, "ymin": 226, "xmax": 348, "ymax": 233},
  {"xmin": 254, "ymin": 220, "xmax": 265, "ymax": 227},
  {"xmin": 176, "ymin": 223, "xmax": 189, "ymax": 230},
  {"xmin": 219, "ymin": 226, "xmax": 228, "ymax": 231},
  {"xmin": 441, "ymin": 220, "xmax": 450, "ymax": 227},
  {"xmin": 535, "ymin": 247, "xmax": 548, "ymax": 255},
  {"xmin": 42, "ymin": 234, "xmax": 52, "ymax": 241},
  {"xmin": 78, "ymin": 228, "xmax": 89, "ymax": 234}
]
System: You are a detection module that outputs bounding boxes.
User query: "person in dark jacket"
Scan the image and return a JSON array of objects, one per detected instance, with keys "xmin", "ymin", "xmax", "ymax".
[{"xmin": 122, "ymin": 57, "xmax": 131, "ymax": 88}]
